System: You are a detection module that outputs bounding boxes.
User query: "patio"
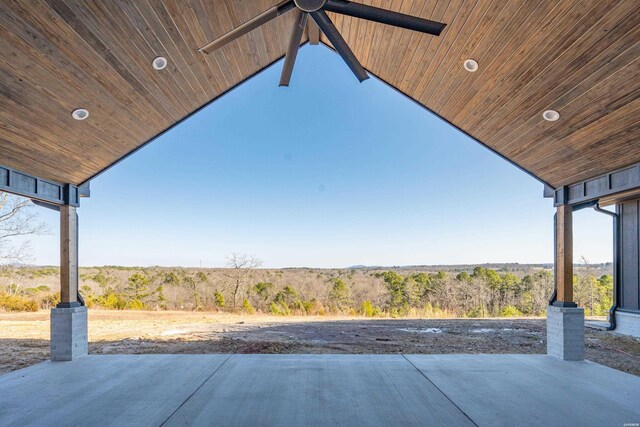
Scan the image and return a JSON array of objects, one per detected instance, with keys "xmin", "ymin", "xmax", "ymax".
[
  {"xmin": 1, "ymin": 1, "xmax": 640, "ymax": 425},
  {"xmin": 1, "ymin": 354, "xmax": 638, "ymax": 426}
]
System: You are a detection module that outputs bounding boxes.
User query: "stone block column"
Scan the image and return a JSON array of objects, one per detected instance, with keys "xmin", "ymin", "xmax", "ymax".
[
  {"xmin": 50, "ymin": 306, "xmax": 88, "ymax": 361},
  {"xmin": 547, "ymin": 305, "xmax": 585, "ymax": 360}
]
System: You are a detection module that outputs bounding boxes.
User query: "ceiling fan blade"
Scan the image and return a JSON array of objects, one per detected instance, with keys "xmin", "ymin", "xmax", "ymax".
[
  {"xmin": 310, "ymin": 10, "xmax": 369, "ymax": 82},
  {"xmin": 323, "ymin": 0, "xmax": 446, "ymax": 36},
  {"xmin": 279, "ymin": 10, "xmax": 308, "ymax": 87},
  {"xmin": 307, "ymin": 18, "xmax": 321, "ymax": 45},
  {"xmin": 198, "ymin": 0, "xmax": 295, "ymax": 54}
]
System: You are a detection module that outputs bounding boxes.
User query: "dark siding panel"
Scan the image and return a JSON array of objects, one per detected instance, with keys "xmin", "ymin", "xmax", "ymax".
[{"xmin": 619, "ymin": 198, "xmax": 640, "ymax": 310}]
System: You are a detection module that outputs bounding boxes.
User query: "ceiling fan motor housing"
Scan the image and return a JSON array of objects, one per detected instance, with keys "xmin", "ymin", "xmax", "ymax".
[{"xmin": 294, "ymin": 0, "xmax": 326, "ymax": 12}]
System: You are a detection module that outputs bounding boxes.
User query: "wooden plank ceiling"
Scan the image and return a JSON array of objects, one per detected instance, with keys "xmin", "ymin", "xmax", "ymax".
[{"xmin": 1, "ymin": 0, "xmax": 639, "ymax": 188}]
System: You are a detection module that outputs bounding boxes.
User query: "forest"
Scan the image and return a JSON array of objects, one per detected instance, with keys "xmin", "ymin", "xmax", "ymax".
[
  {"xmin": 0, "ymin": 260, "xmax": 613, "ymax": 318},
  {"xmin": 0, "ymin": 193, "xmax": 615, "ymax": 318}
]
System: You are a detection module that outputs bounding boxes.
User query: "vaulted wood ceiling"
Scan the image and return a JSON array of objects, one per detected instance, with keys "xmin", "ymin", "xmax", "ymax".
[{"xmin": 1, "ymin": 0, "xmax": 639, "ymax": 189}]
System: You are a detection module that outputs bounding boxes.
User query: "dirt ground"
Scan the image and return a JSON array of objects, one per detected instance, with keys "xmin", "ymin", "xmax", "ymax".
[{"xmin": 1, "ymin": 310, "xmax": 638, "ymax": 376}]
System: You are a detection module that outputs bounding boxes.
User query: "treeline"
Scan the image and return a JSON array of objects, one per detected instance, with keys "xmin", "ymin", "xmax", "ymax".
[
  {"xmin": 374, "ymin": 268, "xmax": 611, "ymax": 317},
  {"xmin": 0, "ymin": 265, "xmax": 613, "ymax": 317}
]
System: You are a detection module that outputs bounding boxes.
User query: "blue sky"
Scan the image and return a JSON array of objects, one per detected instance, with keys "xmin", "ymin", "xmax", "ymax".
[{"xmin": 27, "ymin": 46, "xmax": 612, "ymax": 268}]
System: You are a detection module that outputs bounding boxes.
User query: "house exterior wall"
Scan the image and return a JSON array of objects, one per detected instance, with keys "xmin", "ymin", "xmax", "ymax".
[
  {"xmin": 618, "ymin": 198, "xmax": 640, "ymax": 312},
  {"xmin": 614, "ymin": 198, "xmax": 640, "ymax": 338},
  {"xmin": 614, "ymin": 310, "xmax": 640, "ymax": 338}
]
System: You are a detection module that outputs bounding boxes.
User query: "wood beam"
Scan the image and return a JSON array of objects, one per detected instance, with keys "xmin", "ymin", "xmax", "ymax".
[
  {"xmin": 59, "ymin": 205, "xmax": 79, "ymax": 307},
  {"xmin": 555, "ymin": 204, "xmax": 575, "ymax": 305}
]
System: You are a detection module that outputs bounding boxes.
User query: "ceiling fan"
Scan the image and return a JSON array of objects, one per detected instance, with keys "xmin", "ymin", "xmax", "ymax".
[{"xmin": 198, "ymin": 0, "xmax": 446, "ymax": 86}]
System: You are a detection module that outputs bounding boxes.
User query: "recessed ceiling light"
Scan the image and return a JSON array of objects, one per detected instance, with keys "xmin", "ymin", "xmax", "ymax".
[
  {"xmin": 71, "ymin": 108, "xmax": 89, "ymax": 121},
  {"xmin": 463, "ymin": 59, "xmax": 478, "ymax": 72},
  {"xmin": 543, "ymin": 110, "xmax": 560, "ymax": 121},
  {"xmin": 152, "ymin": 56, "xmax": 167, "ymax": 70}
]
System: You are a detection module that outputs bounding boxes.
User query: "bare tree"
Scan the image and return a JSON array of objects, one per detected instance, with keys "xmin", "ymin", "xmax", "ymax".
[
  {"xmin": 0, "ymin": 193, "xmax": 48, "ymax": 264},
  {"xmin": 579, "ymin": 256, "xmax": 596, "ymax": 315},
  {"xmin": 224, "ymin": 253, "xmax": 262, "ymax": 308}
]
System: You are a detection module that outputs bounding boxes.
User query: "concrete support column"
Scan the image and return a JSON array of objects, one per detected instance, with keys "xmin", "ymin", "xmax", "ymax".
[
  {"xmin": 548, "ymin": 204, "xmax": 584, "ymax": 360},
  {"xmin": 547, "ymin": 305, "xmax": 585, "ymax": 360},
  {"xmin": 50, "ymin": 306, "xmax": 88, "ymax": 361},
  {"xmin": 51, "ymin": 205, "xmax": 87, "ymax": 361}
]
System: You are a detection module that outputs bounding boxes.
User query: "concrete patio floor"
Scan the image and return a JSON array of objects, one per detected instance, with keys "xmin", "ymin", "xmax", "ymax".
[{"xmin": 0, "ymin": 354, "xmax": 638, "ymax": 426}]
